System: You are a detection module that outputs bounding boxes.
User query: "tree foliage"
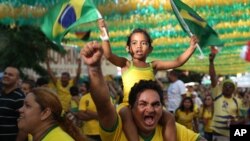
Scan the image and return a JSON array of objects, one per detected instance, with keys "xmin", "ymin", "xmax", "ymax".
[{"xmin": 0, "ymin": 24, "xmax": 66, "ymax": 77}]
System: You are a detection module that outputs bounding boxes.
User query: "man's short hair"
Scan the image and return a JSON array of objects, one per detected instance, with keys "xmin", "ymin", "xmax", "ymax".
[
  {"xmin": 168, "ymin": 69, "xmax": 181, "ymax": 77},
  {"xmin": 61, "ymin": 72, "xmax": 70, "ymax": 77},
  {"xmin": 128, "ymin": 80, "xmax": 164, "ymax": 108}
]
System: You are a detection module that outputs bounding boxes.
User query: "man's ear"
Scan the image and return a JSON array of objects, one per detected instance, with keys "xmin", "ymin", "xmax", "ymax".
[{"xmin": 40, "ymin": 108, "xmax": 52, "ymax": 121}]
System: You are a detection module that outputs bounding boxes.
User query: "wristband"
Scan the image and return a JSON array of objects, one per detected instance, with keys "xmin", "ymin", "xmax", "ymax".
[{"xmin": 100, "ymin": 27, "xmax": 109, "ymax": 41}]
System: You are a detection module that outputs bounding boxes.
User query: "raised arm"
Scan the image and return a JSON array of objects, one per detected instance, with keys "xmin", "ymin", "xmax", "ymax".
[
  {"xmin": 209, "ymin": 53, "xmax": 217, "ymax": 88},
  {"xmin": 80, "ymin": 41, "xmax": 117, "ymax": 129},
  {"xmin": 73, "ymin": 58, "xmax": 81, "ymax": 85},
  {"xmin": 45, "ymin": 58, "xmax": 57, "ymax": 85},
  {"xmin": 98, "ymin": 19, "xmax": 128, "ymax": 68},
  {"xmin": 153, "ymin": 36, "xmax": 198, "ymax": 70}
]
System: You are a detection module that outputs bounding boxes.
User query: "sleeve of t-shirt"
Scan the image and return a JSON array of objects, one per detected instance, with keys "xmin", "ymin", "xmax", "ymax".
[
  {"xmin": 99, "ymin": 114, "xmax": 121, "ymax": 141},
  {"xmin": 79, "ymin": 95, "xmax": 87, "ymax": 111},
  {"xmin": 176, "ymin": 122, "xmax": 200, "ymax": 141},
  {"xmin": 211, "ymin": 85, "xmax": 221, "ymax": 99},
  {"xmin": 178, "ymin": 81, "xmax": 187, "ymax": 95}
]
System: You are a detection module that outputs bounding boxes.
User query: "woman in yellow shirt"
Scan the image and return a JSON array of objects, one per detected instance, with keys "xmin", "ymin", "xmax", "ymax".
[
  {"xmin": 17, "ymin": 87, "xmax": 87, "ymax": 141},
  {"xmin": 175, "ymin": 97, "xmax": 199, "ymax": 132},
  {"xmin": 199, "ymin": 95, "xmax": 214, "ymax": 141}
]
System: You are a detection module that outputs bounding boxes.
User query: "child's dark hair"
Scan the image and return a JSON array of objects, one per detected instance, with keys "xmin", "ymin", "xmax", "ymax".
[
  {"xmin": 22, "ymin": 79, "xmax": 36, "ymax": 89},
  {"xmin": 70, "ymin": 86, "xmax": 79, "ymax": 96},
  {"xmin": 129, "ymin": 80, "xmax": 164, "ymax": 108},
  {"xmin": 126, "ymin": 28, "xmax": 153, "ymax": 48}
]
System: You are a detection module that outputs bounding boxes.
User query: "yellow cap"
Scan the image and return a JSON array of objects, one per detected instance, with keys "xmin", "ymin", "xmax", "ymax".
[{"xmin": 222, "ymin": 79, "xmax": 236, "ymax": 88}]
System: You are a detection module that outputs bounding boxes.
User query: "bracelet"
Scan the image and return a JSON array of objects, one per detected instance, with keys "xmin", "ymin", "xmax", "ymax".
[{"xmin": 100, "ymin": 27, "xmax": 109, "ymax": 41}]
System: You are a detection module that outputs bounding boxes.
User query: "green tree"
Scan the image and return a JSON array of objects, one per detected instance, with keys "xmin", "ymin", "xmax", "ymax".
[{"xmin": 0, "ymin": 24, "xmax": 66, "ymax": 77}]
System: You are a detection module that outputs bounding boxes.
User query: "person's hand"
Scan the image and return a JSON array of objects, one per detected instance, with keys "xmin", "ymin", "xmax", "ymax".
[
  {"xmin": 98, "ymin": 19, "xmax": 109, "ymax": 41},
  {"xmin": 80, "ymin": 41, "xmax": 103, "ymax": 67},
  {"xmin": 209, "ymin": 53, "xmax": 216, "ymax": 63},
  {"xmin": 98, "ymin": 19, "xmax": 106, "ymax": 30},
  {"xmin": 190, "ymin": 35, "xmax": 199, "ymax": 49}
]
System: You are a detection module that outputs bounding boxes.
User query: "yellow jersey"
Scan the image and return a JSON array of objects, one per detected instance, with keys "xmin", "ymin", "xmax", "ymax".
[
  {"xmin": 79, "ymin": 93, "xmax": 99, "ymax": 135},
  {"xmin": 121, "ymin": 62, "xmax": 155, "ymax": 103},
  {"xmin": 199, "ymin": 107, "xmax": 213, "ymax": 133},
  {"xmin": 54, "ymin": 79, "xmax": 73, "ymax": 111},
  {"xmin": 211, "ymin": 94, "xmax": 239, "ymax": 136},
  {"xmin": 100, "ymin": 115, "xmax": 200, "ymax": 141},
  {"xmin": 42, "ymin": 125, "xmax": 74, "ymax": 141},
  {"xmin": 175, "ymin": 109, "xmax": 198, "ymax": 131}
]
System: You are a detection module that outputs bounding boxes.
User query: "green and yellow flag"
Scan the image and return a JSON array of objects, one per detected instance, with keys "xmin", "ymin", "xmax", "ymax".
[
  {"xmin": 41, "ymin": 0, "xmax": 101, "ymax": 45},
  {"xmin": 170, "ymin": 0, "xmax": 223, "ymax": 48}
]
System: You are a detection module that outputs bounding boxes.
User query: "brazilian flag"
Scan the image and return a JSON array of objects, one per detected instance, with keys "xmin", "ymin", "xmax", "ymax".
[
  {"xmin": 41, "ymin": 0, "xmax": 101, "ymax": 46},
  {"xmin": 170, "ymin": 0, "xmax": 224, "ymax": 48}
]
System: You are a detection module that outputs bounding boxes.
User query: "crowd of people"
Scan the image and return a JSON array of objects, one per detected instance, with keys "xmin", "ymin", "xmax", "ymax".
[{"xmin": 0, "ymin": 19, "xmax": 250, "ymax": 141}]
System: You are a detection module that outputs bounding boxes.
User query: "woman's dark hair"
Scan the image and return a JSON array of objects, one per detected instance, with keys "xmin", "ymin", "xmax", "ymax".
[
  {"xmin": 129, "ymin": 80, "xmax": 164, "ymax": 108},
  {"xmin": 178, "ymin": 97, "xmax": 194, "ymax": 112},
  {"xmin": 126, "ymin": 28, "xmax": 153, "ymax": 48}
]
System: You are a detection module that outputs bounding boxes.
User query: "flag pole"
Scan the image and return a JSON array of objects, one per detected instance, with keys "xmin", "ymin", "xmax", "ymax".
[{"xmin": 170, "ymin": 0, "xmax": 204, "ymax": 59}]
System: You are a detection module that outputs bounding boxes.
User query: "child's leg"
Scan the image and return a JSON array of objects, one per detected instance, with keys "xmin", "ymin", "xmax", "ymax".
[
  {"xmin": 160, "ymin": 110, "xmax": 177, "ymax": 141},
  {"xmin": 119, "ymin": 106, "xmax": 139, "ymax": 141}
]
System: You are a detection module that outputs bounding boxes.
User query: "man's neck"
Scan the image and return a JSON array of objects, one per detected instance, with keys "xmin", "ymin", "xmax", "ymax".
[
  {"xmin": 139, "ymin": 129, "xmax": 155, "ymax": 140},
  {"xmin": 223, "ymin": 94, "xmax": 233, "ymax": 98},
  {"xmin": 171, "ymin": 78, "xmax": 178, "ymax": 83},
  {"xmin": 3, "ymin": 86, "xmax": 17, "ymax": 94}
]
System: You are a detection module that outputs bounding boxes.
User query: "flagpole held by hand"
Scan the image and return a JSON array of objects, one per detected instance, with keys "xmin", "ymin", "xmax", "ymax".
[
  {"xmin": 190, "ymin": 33, "xmax": 205, "ymax": 59},
  {"xmin": 170, "ymin": 0, "xmax": 205, "ymax": 59}
]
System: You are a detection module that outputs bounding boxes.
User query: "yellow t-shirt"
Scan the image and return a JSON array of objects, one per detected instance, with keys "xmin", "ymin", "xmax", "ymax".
[
  {"xmin": 211, "ymin": 94, "xmax": 239, "ymax": 136},
  {"xmin": 121, "ymin": 62, "xmax": 155, "ymax": 103},
  {"xmin": 175, "ymin": 109, "xmax": 198, "ymax": 131},
  {"xmin": 176, "ymin": 123, "xmax": 200, "ymax": 141},
  {"xmin": 99, "ymin": 115, "xmax": 199, "ymax": 141},
  {"xmin": 54, "ymin": 79, "xmax": 73, "ymax": 111},
  {"xmin": 42, "ymin": 126, "xmax": 74, "ymax": 141},
  {"xmin": 199, "ymin": 107, "xmax": 213, "ymax": 133},
  {"xmin": 211, "ymin": 85, "xmax": 222, "ymax": 99},
  {"xmin": 28, "ymin": 134, "xmax": 32, "ymax": 141},
  {"xmin": 186, "ymin": 91, "xmax": 192, "ymax": 97},
  {"xmin": 79, "ymin": 93, "xmax": 99, "ymax": 135},
  {"xmin": 70, "ymin": 99, "xmax": 79, "ymax": 113}
]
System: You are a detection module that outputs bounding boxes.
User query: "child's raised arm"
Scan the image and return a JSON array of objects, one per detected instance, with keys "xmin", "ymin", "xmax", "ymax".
[
  {"xmin": 98, "ymin": 19, "xmax": 128, "ymax": 68},
  {"xmin": 152, "ymin": 36, "xmax": 198, "ymax": 70}
]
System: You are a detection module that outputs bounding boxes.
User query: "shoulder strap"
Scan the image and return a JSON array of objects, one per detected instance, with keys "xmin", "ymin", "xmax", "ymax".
[
  {"xmin": 232, "ymin": 97, "xmax": 238, "ymax": 109},
  {"xmin": 214, "ymin": 94, "xmax": 223, "ymax": 101},
  {"xmin": 232, "ymin": 97, "xmax": 240, "ymax": 116}
]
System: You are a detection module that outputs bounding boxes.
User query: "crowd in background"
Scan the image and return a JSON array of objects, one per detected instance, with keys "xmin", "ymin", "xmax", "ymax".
[{"xmin": 1, "ymin": 60, "xmax": 250, "ymax": 141}]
